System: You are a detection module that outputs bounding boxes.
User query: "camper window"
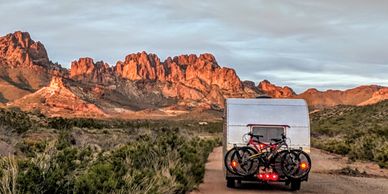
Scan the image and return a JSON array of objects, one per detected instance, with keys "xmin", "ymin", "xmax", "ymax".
[{"xmin": 251, "ymin": 127, "xmax": 284, "ymax": 142}]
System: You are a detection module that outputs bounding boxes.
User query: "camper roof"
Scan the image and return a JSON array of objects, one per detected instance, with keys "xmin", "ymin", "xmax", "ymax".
[
  {"xmin": 246, "ymin": 124, "xmax": 290, "ymax": 128},
  {"xmin": 226, "ymin": 98, "xmax": 307, "ymax": 106}
]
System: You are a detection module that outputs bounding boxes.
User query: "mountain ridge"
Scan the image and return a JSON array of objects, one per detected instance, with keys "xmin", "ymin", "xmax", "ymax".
[{"xmin": 1, "ymin": 31, "xmax": 387, "ymax": 117}]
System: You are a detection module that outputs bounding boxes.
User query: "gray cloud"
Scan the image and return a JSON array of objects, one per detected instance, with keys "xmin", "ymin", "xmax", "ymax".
[{"xmin": 0, "ymin": 0, "xmax": 387, "ymax": 92}]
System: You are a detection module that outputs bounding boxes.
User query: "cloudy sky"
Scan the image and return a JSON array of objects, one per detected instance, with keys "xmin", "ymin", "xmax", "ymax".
[{"xmin": 1, "ymin": 0, "xmax": 388, "ymax": 92}]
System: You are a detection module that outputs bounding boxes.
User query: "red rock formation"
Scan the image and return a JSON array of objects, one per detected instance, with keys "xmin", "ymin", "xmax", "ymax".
[
  {"xmin": 0, "ymin": 31, "xmax": 54, "ymax": 102},
  {"xmin": 10, "ymin": 76, "xmax": 106, "ymax": 117},
  {"xmin": 114, "ymin": 52, "xmax": 243, "ymax": 91},
  {"xmin": 359, "ymin": 88, "xmax": 388, "ymax": 105},
  {"xmin": 111, "ymin": 52, "xmax": 245, "ymax": 106},
  {"xmin": 70, "ymin": 57, "xmax": 114, "ymax": 84},
  {"xmin": 115, "ymin": 51, "xmax": 165, "ymax": 81},
  {"xmin": 258, "ymin": 80, "xmax": 296, "ymax": 98},
  {"xmin": 0, "ymin": 31, "xmax": 49, "ymax": 67}
]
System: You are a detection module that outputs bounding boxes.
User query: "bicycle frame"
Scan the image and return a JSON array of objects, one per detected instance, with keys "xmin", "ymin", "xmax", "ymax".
[{"xmin": 242, "ymin": 137, "xmax": 290, "ymax": 168}]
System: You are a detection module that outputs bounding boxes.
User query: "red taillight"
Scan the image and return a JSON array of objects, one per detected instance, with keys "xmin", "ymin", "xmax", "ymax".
[
  {"xmin": 260, "ymin": 144, "xmax": 265, "ymax": 149},
  {"xmin": 257, "ymin": 173, "xmax": 278, "ymax": 181},
  {"xmin": 231, "ymin": 160, "xmax": 238, "ymax": 168},
  {"xmin": 271, "ymin": 173, "xmax": 278, "ymax": 181}
]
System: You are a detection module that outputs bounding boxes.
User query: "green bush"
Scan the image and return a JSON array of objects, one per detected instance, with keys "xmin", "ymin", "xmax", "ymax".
[
  {"xmin": 13, "ymin": 128, "xmax": 218, "ymax": 194},
  {"xmin": 0, "ymin": 108, "xmax": 36, "ymax": 133},
  {"xmin": 311, "ymin": 100, "xmax": 388, "ymax": 168}
]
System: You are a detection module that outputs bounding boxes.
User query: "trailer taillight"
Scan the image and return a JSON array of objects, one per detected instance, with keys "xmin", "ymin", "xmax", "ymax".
[
  {"xmin": 271, "ymin": 173, "xmax": 278, "ymax": 181},
  {"xmin": 257, "ymin": 173, "xmax": 278, "ymax": 181},
  {"xmin": 231, "ymin": 160, "xmax": 238, "ymax": 168},
  {"xmin": 300, "ymin": 162, "xmax": 308, "ymax": 170}
]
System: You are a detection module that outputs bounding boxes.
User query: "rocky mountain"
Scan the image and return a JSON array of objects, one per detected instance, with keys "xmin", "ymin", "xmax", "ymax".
[
  {"xmin": 296, "ymin": 85, "xmax": 386, "ymax": 107},
  {"xmin": 0, "ymin": 31, "xmax": 61, "ymax": 102},
  {"xmin": 68, "ymin": 51, "xmax": 257, "ymax": 109},
  {"xmin": 1, "ymin": 31, "xmax": 388, "ymax": 117},
  {"xmin": 258, "ymin": 80, "xmax": 296, "ymax": 98}
]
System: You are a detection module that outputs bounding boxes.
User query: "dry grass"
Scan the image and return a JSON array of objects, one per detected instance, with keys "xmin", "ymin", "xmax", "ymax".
[{"xmin": 0, "ymin": 155, "xmax": 18, "ymax": 194}]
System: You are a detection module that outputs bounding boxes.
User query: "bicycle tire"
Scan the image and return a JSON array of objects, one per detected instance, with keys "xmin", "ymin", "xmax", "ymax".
[
  {"xmin": 224, "ymin": 147, "xmax": 240, "ymax": 175},
  {"xmin": 281, "ymin": 149, "xmax": 311, "ymax": 180},
  {"xmin": 230, "ymin": 146, "xmax": 260, "ymax": 176}
]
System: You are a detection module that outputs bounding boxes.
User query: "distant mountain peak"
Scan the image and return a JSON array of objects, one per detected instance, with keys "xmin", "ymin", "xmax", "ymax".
[
  {"xmin": 257, "ymin": 80, "xmax": 296, "ymax": 98},
  {"xmin": 0, "ymin": 31, "xmax": 50, "ymax": 67}
]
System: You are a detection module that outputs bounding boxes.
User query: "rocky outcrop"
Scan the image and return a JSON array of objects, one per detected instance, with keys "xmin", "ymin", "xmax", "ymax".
[
  {"xmin": 357, "ymin": 88, "xmax": 388, "ymax": 106},
  {"xmin": 9, "ymin": 76, "xmax": 106, "ymax": 117},
  {"xmin": 73, "ymin": 51, "xmax": 246, "ymax": 107},
  {"xmin": 0, "ymin": 31, "xmax": 50, "ymax": 67},
  {"xmin": 258, "ymin": 80, "xmax": 296, "ymax": 98},
  {"xmin": 0, "ymin": 31, "xmax": 55, "ymax": 102},
  {"xmin": 116, "ymin": 52, "xmax": 166, "ymax": 81},
  {"xmin": 70, "ymin": 57, "xmax": 114, "ymax": 84},
  {"xmin": 114, "ymin": 52, "xmax": 243, "ymax": 92}
]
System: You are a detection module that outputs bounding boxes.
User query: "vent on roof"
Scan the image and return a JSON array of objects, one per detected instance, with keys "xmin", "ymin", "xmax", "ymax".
[{"xmin": 256, "ymin": 95, "xmax": 272, "ymax": 99}]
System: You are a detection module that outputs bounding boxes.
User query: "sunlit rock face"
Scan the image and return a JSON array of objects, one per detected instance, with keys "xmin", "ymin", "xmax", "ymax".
[{"xmin": 258, "ymin": 80, "xmax": 296, "ymax": 98}]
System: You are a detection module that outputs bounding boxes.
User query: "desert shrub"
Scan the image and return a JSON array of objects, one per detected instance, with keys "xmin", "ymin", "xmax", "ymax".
[
  {"xmin": 373, "ymin": 141, "xmax": 388, "ymax": 168},
  {"xmin": 17, "ymin": 145, "xmax": 93, "ymax": 194},
  {"xmin": 16, "ymin": 140, "xmax": 48, "ymax": 157},
  {"xmin": 47, "ymin": 117, "xmax": 74, "ymax": 130},
  {"xmin": 311, "ymin": 101, "xmax": 388, "ymax": 168},
  {"xmin": 0, "ymin": 108, "xmax": 36, "ymax": 133},
  {"xmin": 199, "ymin": 122, "xmax": 223, "ymax": 133},
  {"xmin": 14, "ymin": 128, "xmax": 218, "ymax": 194},
  {"xmin": 56, "ymin": 131, "xmax": 76, "ymax": 150},
  {"xmin": 312, "ymin": 138, "xmax": 350, "ymax": 155}
]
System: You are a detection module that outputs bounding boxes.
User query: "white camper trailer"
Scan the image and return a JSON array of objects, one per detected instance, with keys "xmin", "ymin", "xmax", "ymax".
[{"xmin": 223, "ymin": 98, "xmax": 311, "ymax": 186}]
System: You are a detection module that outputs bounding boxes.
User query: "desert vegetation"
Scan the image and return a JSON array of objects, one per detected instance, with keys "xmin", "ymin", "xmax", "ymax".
[
  {"xmin": 0, "ymin": 108, "xmax": 222, "ymax": 194},
  {"xmin": 311, "ymin": 100, "xmax": 388, "ymax": 168}
]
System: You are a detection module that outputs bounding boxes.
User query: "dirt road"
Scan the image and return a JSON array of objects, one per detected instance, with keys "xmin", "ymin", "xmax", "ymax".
[{"xmin": 191, "ymin": 147, "xmax": 388, "ymax": 194}]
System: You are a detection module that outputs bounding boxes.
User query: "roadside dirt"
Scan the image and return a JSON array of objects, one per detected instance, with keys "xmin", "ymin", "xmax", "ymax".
[{"xmin": 191, "ymin": 147, "xmax": 388, "ymax": 194}]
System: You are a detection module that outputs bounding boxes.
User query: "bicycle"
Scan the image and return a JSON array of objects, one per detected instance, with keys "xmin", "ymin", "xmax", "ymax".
[{"xmin": 224, "ymin": 133, "xmax": 311, "ymax": 179}]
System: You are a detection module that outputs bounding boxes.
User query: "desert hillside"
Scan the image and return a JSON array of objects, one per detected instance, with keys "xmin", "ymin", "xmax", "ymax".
[{"xmin": 311, "ymin": 100, "xmax": 388, "ymax": 168}]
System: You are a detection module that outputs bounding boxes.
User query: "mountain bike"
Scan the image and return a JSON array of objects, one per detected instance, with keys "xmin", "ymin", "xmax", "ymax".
[{"xmin": 224, "ymin": 133, "xmax": 311, "ymax": 179}]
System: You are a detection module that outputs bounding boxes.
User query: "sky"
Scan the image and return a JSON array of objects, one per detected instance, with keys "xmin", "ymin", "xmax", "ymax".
[{"xmin": 1, "ymin": 0, "xmax": 388, "ymax": 93}]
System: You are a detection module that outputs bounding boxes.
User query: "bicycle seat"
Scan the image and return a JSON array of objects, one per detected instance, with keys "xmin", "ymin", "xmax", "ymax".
[{"xmin": 271, "ymin": 138, "xmax": 282, "ymax": 142}]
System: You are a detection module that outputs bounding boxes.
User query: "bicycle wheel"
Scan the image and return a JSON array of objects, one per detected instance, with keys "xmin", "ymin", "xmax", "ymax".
[
  {"xmin": 270, "ymin": 150, "xmax": 289, "ymax": 176},
  {"xmin": 230, "ymin": 146, "xmax": 260, "ymax": 176},
  {"xmin": 281, "ymin": 150, "xmax": 311, "ymax": 180},
  {"xmin": 224, "ymin": 147, "xmax": 240, "ymax": 175}
]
